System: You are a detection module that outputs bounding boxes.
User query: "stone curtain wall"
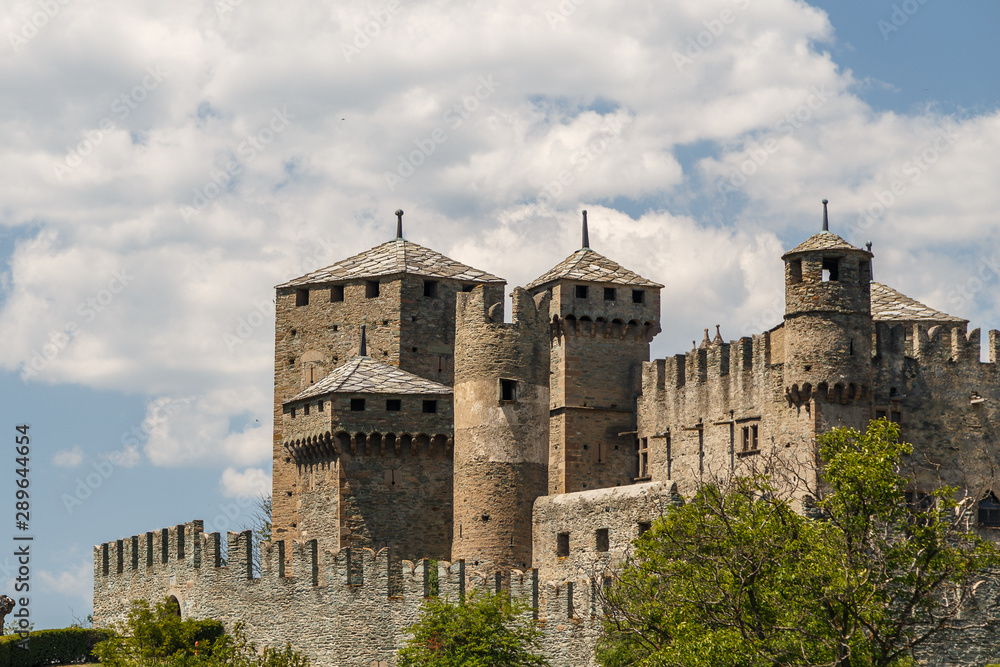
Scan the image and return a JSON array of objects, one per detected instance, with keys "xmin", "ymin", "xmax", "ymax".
[{"xmin": 93, "ymin": 520, "xmax": 605, "ymax": 667}]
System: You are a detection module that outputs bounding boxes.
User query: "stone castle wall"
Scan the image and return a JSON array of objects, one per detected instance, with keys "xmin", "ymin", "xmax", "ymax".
[{"xmin": 93, "ymin": 521, "xmax": 605, "ymax": 667}]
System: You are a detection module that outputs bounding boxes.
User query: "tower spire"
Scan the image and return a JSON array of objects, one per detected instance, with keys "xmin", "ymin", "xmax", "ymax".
[
  {"xmin": 581, "ymin": 210, "xmax": 590, "ymax": 249},
  {"xmin": 359, "ymin": 324, "xmax": 368, "ymax": 357},
  {"xmin": 822, "ymin": 199, "xmax": 829, "ymax": 232},
  {"xmin": 395, "ymin": 209, "xmax": 404, "ymax": 240}
]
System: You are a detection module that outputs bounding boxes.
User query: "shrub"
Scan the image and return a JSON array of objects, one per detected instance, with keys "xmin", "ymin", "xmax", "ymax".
[{"xmin": 0, "ymin": 627, "xmax": 113, "ymax": 666}]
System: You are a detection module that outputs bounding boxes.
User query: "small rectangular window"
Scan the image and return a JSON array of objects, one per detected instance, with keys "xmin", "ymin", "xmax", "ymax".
[
  {"xmin": 386, "ymin": 399, "xmax": 401, "ymax": 412},
  {"xmin": 557, "ymin": 532, "xmax": 570, "ymax": 557},
  {"xmin": 603, "ymin": 287, "xmax": 616, "ymax": 301},
  {"xmin": 317, "ymin": 400, "xmax": 324, "ymax": 411},
  {"xmin": 366, "ymin": 280, "xmax": 380, "ymax": 298},
  {"xmin": 875, "ymin": 409, "xmax": 887, "ymax": 419},
  {"xmin": 500, "ymin": 378, "xmax": 517, "ymax": 402},
  {"xmin": 295, "ymin": 288, "xmax": 309, "ymax": 306},
  {"xmin": 596, "ymin": 528, "xmax": 609, "ymax": 552},
  {"xmin": 422, "ymin": 400, "xmax": 438, "ymax": 414},
  {"xmin": 462, "ymin": 284, "xmax": 475, "ymax": 292},
  {"xmin": 423, "ymin": 281, "xmax": 438, "ymax": 298},
  {"xmin": 303, "ymin": 403, "xmax": 310, "ymax": 416},
  {"xmin": 890, "ymin": 411, "xmax": 901, "ymax": 424},
  {"xmin": 575, "ymin": 285, "xmax": 588, "ymax": 299},
  {"xmin": 822, "ymin": 257, "xmax": 840, "ymax": 282},
  {"xmin": 331, "ymin": 285, "xmax": 344, "ymax": 302},
  {"xmin": 632, "ymin": 289, "xmax": 645, "ymax": 304},
  {"xmin": 350, "ymin": 398, "xmax": 365, "ymax": 411},
  {"xmin": 637, "ymin": 522, "xmax": 651, "ymax": 537}
]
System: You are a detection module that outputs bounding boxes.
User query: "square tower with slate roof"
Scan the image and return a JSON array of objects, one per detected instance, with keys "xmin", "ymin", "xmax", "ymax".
[
  {"xmin": 527, "ymin": 212, "xmax": 662, "ymax": 494},
  {"xmin": 271, "ymin": 211, "xmax": 505, "ymax": 545}
]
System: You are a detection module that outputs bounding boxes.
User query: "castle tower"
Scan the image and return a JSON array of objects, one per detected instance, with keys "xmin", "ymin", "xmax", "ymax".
[
  {"xmin": 452, "ymin": 286, "xmax": 550, "ymax": 572},
  {"xmin": 527, "ymin": 212, "xmax": 661, "ymax": 494},
  {"xmin": 781, "ymin": 200, "xmax": 874, "ymax": 427},
  {"xmin": 272, "ymin": 212, "xmax": 505, "ymax": 542}
]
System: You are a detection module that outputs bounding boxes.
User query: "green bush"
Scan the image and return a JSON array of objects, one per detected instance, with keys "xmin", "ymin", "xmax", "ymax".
[{"xmin": 0, "ymin": 627, "xmax": 113, "ymax": 667}]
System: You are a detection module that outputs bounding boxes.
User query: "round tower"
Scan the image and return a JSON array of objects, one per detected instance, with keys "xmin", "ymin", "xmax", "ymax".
[
  {"xmin": 452, "ymin": 286, "xmax": 550, "ymax": 572},
  {"xmin": 782, "ymin": 200, "xmax": 874, "ymax": 406}
]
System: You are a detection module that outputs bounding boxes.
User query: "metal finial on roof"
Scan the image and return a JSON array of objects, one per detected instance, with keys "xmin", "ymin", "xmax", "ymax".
[
  {"xmin": 581, "ymin": 210, "xmax": 590, "ymax": 249},
  {"xmin": 821, "ymin": 199, "xmax": 829, "ymax": 232},
  {"xmin": 865, "ymin": 241, "xmax": 872, "ymax": 253},
  {"xmin": 395, "ymin": 210, "xmax": 404, "ymax": 240},
  {"xmin": 359, "ymin": 324, "xmax": 368, "ymax": 357}
]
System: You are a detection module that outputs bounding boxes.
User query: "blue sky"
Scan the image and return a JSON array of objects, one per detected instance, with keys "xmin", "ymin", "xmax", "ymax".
[{"xmin": 0, "ymin": 0, "xmax": 998, "ymax": 629}]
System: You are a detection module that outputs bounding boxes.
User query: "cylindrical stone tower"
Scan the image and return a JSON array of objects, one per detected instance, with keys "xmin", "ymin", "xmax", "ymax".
[
  {"xmin": 452, "ymin": 286, "xmax": 550, "ymax": 572},
  {"xmin": 782, "ymin": 201, "xmax": 874, "ymax": 408}
]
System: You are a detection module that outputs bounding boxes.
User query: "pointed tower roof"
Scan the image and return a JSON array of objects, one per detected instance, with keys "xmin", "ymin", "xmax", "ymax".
[
  {"xmin": 782, "ymin": 199, "xmax": 873, "ymax": 259},
  {"xmin": 870, "ymin": 282, "xmax": 967, "ymax": 324},
  {"xmin": 277, "ymin": 211, "xmax": 505, "ymax": 288},
  {"xmin": 286, "ymin": 356, "xmax": 453, "ymax": 404},
  {"xmin": 526, "ymin": 211, "xmax": 663, "ymax": 290}
]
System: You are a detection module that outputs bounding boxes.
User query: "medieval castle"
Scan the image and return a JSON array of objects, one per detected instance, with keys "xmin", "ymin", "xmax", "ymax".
[{"xmin": 93, "ymin": 204, "xmax": 1000, "ymax": 666}]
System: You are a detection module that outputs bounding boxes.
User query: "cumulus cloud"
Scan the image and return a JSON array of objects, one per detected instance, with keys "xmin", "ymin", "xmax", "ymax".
[
  {"xmin": 52, "ymin": 446, "xmax": 84, "ymax": 468},
  {"xmin": 220, "ymin": 467, "xmax": 272, "ymax": 499},
  {"xmin": 38, "ymin": 561, "xmax": 93, "ymax": 604}
]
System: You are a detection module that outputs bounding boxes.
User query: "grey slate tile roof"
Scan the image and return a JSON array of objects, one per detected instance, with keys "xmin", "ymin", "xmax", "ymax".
[
  {"xmin": 782, "ymin": 231, "xmax": 869, "ymax": 257},
  {"xmin": 287, "ymin": 356, "xmax": 453, "ymax": 404},
  {"xmin": 277, "ymin": 238, "xmax": 505, "ymax": 288},
  {"xmin": 870, "ymin": 282, "xmax": 967, "ymax": 324},
  {"xmin": 526, "ymin": 248, "xmax": 663, "ymax": 290}
]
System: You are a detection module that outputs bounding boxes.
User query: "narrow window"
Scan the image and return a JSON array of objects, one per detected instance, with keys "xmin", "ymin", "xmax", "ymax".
[
  {"xmin": 751, "ymin": 424, "xmax": 758, "ymax": 450},
  {"xmin": 575, "ymin": 285, "xmax": 588, "ymax": 299},
  {"xmin": 386, "ymin": 399, "xmax": 401, "ymax": 412},
  {"xmin": 290, "ymin": 408, "xmax": 296, "ymax": 419},
  {"xmin": 557, "ymin": 532, "xmax": 570, "ymax": 557},
  {"xmin": 287, "ymin": 357, "xmax": 295, "ymax": 369},
  {"xmin": 636, "ymin": 438, "xmax": 649, "ymax": 479},
  {"xmin": 859, "ymin": 260, "xmax": 871, "ymax": 284},
  {"xmin": 350, "ymin": 398, "xmax": 365, "ymax": 411},
  {"xmin": 461, "ymin": 284, "xmax": 475, "ymax": 292},
  {"xmin": 666, "ymin": 431, "xmax": 672, "ymax": 479},
  {"xmin": 637, "ymin": 522, "xmax": 651, "ymax": 538},
  {"xmin": 632, "ymin": 289, "xmax": 645, "ymax": 304},
  {"xmin": 304, "ymin": 403, "xmax": 310, "ymax": 416},
  {"xmin": 978, "ymin": 494, "xmax": 1000, "ymax": 528},
  {"xmin": 423, "ymin": 281, "xmax": 439, "ymax": 298},
  {"xmin": 603, "ymin": 287, "xmax": 616, "ymax": 301},
  {"xmin": 331, "ymin": 285, "xmax": 344, "ymax": 302},
  {"xmin": 422, "ymin": 400, "xmax": 438, "ymax": 414},
  {"xmin": 366, "ymin": 280, "xmax": 380, "ymax": 298},
  {"xmin": 318, "ymin": 400, "xmax": 324, "ymax": 411},
  {"xmin": 295, "ymin": 288, "xmax": 309, "ymax": 306},
  {"xmin": 741, "ymin": 426, "xmax": 750, "ymax": 452},
  {"xmin": 875, "ymin": 409, "xmax": 887, "ymax": 420},
  {"xmin": 500, "ymin": 378, "xmax": 517, "ymax": 402},
  {"xmin": 821, "ymin": 257, "xmax": 839, "ymax": 282},
  {"xmin": 385, "ymin": 470, "xmax": 400, "ymax": 488},
  {"xmin": 789, "ymin": 259, "xmax": 802, "ymax": 284},
  {"xmin": 890, "ymin": 411, "xmax": 901, "ymax": 424},
  {"xmin": 596, "ymin": 528, "xmax": 609, "ymax": 553}
]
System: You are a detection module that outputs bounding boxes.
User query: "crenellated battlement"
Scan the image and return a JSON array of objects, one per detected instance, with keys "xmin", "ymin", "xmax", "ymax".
[
  {"xmin": 283, "ymin": 429, "xmax": 453, "ymax": 464},
  {"xmin": 873, "ymin": 322, "xmax": 998, "ymax": 369},
  {"xmin": 550, "ymin": 314, "xmax": 659, "ymax": 342},
  {"xmin": 646, "ymin": 331, "xmax": 767, "ymax": 395}
]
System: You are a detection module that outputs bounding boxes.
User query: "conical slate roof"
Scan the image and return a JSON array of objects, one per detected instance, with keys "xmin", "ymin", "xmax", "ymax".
[
  {"xmin": 782, "ymin": 231, "xmax": 869, "ymax": 258},
  {"xmin": 277, "ymin": 238, "xmax": 505, "ymax": 288},
  {"xmin": 526, "ymin": 248, "xmax": 663, "ymax": 290},
  {"xmin": 286, "ymin": 356, "xmax": 453, "ymax": 404},
  {"xmin": 870, "ymin": 282, "xmax": 966, "ymax": 324}
]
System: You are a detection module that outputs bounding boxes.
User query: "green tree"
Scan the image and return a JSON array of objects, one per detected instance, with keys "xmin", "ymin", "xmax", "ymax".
[
  {"xmin": 597, "ymin": 419, "xmax": 998, "ymax": 667},
  {"xmin": 398, "ymin": 590, "xmax": 549, "ymax": 667}
]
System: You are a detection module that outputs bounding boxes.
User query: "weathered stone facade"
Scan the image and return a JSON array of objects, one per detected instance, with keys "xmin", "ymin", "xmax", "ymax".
[{"xmin": 95, "ymin": 209, "xmax": 1000, "ymax": 666}]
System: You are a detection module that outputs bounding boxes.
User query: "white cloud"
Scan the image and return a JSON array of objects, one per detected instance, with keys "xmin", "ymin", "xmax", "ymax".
[
  {"xmin": 52, "ymin": 446, "xmax": 84, "ymax": 468},
  {"xmin": 220, "ymin": 467, "xmax": 272, "ymax": 499},
  {"xmin": 38, "ymin": 561, "xmax": 93, "ymax": 604}
]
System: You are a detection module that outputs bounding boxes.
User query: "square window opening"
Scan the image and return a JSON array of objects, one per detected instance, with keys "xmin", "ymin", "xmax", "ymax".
[
  {"xmin": 386, "ymin": 399, "xmax": 401, "ymax": 412},
  {"xmin": 557, "ymin": 532, "xmax": 570, "ymax": 557},
  {"xmin": 423, "ymin": 281, "xmax": 439, "ymax": 298},
  {"xmin": 979, "ymin": 494, "xmax": 1000, "ymax": 528},
  {"xmin": 821, "ymin": 257, "xmax": 840, "ymax": 282},
  {"xmin": 604, "ymin": 287, "xmax": 616, "ymax": 301},
  {"xmin": 462, "ymin": 284, "xmax": 475, "ymax": 292},
  {"xmin": 422, "ymin": 400, "xmax": 438, "ymax": 414},
  {"xmin": 575, "ymin": 285, "xmax": 589, "ymax": 299},
  {"xmin": 331, "ymin": 285, "xmax": 345, "ymax": 302},
  {"xmin": 350, "ymin": 398, "xmax": 366, "ymax": 412},
  {"xmin": 638, "ymin": 522, "xmax": 651, "ymax": 537},
  {"xmin": 365, "ymin": 281, "xmax": 380, "ymax": 298},
  {"xmin": 632, "ymin": 289, "xmax": 645, "ymax": 304},
  {"xmin": 596, "ymin": 528, "xmax": 609, "ymax": 552},
  {"xmin": 500, "ymin": 378, "xmax": 517, "ymax": 402},
  {"xmin": 295, "ymin": 288, "xmax": 309, "ymax": 306}
]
